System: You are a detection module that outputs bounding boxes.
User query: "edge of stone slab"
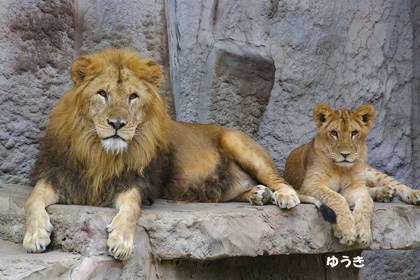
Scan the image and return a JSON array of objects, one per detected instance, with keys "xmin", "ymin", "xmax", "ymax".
[{"xmin": 1, "ymin": 183, "xmax": 420, "ymax": 262}]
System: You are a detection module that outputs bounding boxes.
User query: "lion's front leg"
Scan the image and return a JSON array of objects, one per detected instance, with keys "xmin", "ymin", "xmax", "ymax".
[
  {"xmin": 107, "ymin": 187, "xmax": 141, "ymax": 260},
  {"xmin": 23, "ymin": 180, "xmax": 59, "ymax": 253},
  {"xmin": 219, "ymin": 130, "xmax": 300, "ymax": 209}
]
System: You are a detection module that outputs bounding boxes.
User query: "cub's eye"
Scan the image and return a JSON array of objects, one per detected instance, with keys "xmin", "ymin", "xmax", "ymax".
[
  {"xmin": 352, "ymin": 130, "xmax": 359, "ymax": 136},
  {"xmin": 97, "ymin": 90, "xmax": 107, "ymax": 98},
  {"xmin": 330, "ymin": 130, "xmax": 338, "ymax": 137},
  {"xmin": 129, "ymin": 93, "xmax": 139, "ymax": 101}
]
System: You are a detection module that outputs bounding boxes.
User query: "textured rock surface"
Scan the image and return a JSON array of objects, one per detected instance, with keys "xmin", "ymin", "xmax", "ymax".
[
  {"xmin": 362, "ymin": 249, "xmax": 420, "ymax": 280},
  {"xmin": 167, "ymin": 0, "xmax": 416, "ymax": 187},
  {"xmin": 0, "ymin": 239, "xmax": 124, "ymax": 280},
  {"xmin": 2, "ymin": 183, "xmax": 420, "ymax": 279},
  {"xmin": 0, "ymin": 0, "xmax": 74, "ymax": 185},
  {"xmin": 412, "ymin": 0, "xmax": 420, "ymax": 193}
]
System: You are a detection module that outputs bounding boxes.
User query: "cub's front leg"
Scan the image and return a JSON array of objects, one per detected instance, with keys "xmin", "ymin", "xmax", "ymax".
[
  {"xmin": 107, "ymin": 187, "xmax": 141, "ymax": 260},
  {"xmin": 366, "ymin": 165, "xmax": 420, "ymax": 204},
  {"xmin": 343, "ymin": 181, "xmax": 373, "ymax": 245},
  {"xmin": 301, "ymin": 181, "xmax": 357, "ymax": 246},
  {"xmin": 23, "ymin": 180, "xmax": 59, "ymax": 253}
]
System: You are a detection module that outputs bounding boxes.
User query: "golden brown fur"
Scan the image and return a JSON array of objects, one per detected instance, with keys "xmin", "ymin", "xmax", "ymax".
[
  {"xmin": 24, "ymin": 49, "xmax": 303, "ymax": 260},
  {"xmin": 285, "ymin": 104, "xmax": 420, "ymax": 246}
]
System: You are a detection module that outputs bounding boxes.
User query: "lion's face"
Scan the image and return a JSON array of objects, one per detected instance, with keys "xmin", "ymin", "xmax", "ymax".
[
  {"xmin": 69, "ymin": 49, "xmax": 165, "ymax": 155},
  {"xmin": 84, "ymin": 68, "xmax": 152, "ymax": 154},
  {"xmin": 313, "ymin": 104, "xmax": 375, "ymax": 167}
]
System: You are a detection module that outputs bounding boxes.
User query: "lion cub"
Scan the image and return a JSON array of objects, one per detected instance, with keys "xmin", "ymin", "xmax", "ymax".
[{"xmin": 284, "ymin": 104, "xmax": 420, "ymax": 246}]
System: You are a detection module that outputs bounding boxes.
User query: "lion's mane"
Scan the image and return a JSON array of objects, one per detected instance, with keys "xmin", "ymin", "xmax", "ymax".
[{"xmin": 30, "ymin": 49, "xmax": 172, "ymax": 206}]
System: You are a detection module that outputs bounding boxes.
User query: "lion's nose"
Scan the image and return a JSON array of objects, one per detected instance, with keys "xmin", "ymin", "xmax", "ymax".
[
  {"xmin": 107, "ymin": 118, "xmax": 127, "ymax": 130},
  {"xmin": 340, "ymin": 152, "xmax": 351, "ymax": 159}
]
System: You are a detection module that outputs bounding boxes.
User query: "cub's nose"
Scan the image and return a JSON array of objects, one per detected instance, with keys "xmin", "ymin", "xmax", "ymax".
[
  {"xmin": 107, "ymin": 117, "xmax": 127, "ymax": 130},
  {"xmin": 340, "ymin": 152, "xmax": 351, "ymax": 159}
]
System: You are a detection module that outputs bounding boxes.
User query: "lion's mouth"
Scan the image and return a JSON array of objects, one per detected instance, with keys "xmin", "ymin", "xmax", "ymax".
[
  {"xmin": 103, "ymin": 134, "xmax": 125, "ymax": 141},
  {"xmin": 101, "ymin": 135, "xmax": 128, "ymax": 155}
]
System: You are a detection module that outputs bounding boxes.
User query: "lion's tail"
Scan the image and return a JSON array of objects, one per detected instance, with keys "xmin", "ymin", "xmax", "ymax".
[{"xmin": 298, "ymin": 194, "xmax": 337, "ymax": 224}]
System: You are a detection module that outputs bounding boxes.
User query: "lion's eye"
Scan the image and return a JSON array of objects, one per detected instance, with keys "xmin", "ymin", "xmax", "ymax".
[
  {"xmin": 97, "ymin": 90, "xmax": 107, "ymax": 99},
  {"xmin": 330, "ymin": 130, "xmax": 338, "ymax": 137},
  {"xmin": 352, "ymin": 130, "xmax": 359, "ymax": 137},
  {"xmin": 129, "ymin": 93, "xmax": 139, "ymax": 101}
]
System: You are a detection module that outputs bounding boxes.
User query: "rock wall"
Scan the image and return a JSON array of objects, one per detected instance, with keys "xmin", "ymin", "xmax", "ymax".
[
  {"xmin": 168, "ymin": 0, "xmax": 416, "ymax": 186},
  {"xmin": 0, "ymin": 1, "xmax": 74, "ymax": 184},
  {"xmin": 1, "ymin": 0, "xmax": 417, "ymax": 188},
  {"xmin": 1, "ymin": 0, "xmax": 419, "ymax": 279}
]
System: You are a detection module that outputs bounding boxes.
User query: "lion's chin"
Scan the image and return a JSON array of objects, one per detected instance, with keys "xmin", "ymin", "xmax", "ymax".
[{"xmin": 101, "ymin": 137, "xmax": 128, "ymax": 155}]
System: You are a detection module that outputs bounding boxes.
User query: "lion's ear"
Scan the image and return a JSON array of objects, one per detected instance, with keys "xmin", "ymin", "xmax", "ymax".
[
  {"xmin": 135, "ymin": 60, "xmax": 162, "ymax": 87},
  {"xmin": 353, "ymin": 104, "xmax": 375, "ymax": 128},
  {"xmin": 70, "ymin": 56, "xmax": 92, "ymax": 85},
  {"xmin": 313, "ymin": 104, "xmax": 335, "ymax": 129}
]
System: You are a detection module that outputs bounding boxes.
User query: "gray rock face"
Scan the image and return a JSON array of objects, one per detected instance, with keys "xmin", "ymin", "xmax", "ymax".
[
  {"xmin": 0, "ymin": 1, "xmax": 74, "ymax": 185},
  {"xmin": 167, "ymin": 0, "xmax": 415, "ymax": 186}
]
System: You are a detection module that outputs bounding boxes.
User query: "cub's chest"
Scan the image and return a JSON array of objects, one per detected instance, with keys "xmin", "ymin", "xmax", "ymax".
[{"xmin": 322, "ymin": 167, "xmax": 366, "ymax": 193}]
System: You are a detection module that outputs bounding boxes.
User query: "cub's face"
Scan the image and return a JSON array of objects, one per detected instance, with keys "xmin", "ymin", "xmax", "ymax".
[
  {"xmin": 84, "ymin": 67, "xmax": 152, "ymax": 155},
  {"xmin": 313, "ymin": 104, "xmax": 375, "ymax": 167}
]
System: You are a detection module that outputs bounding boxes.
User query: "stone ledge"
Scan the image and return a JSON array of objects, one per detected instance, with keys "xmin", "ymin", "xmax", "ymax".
[{"xmin": 1, "ymin": 183, "xmax": 420, "ymax": 279}]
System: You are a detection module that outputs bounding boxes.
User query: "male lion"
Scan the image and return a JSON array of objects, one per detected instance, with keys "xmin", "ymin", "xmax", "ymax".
[
  {"xmin": 284, "ymin": 104, "xmax": 420, "ymax": 246},
  {"xmin": 24, "ymin": 49, "xmax": 333, "ymax": 260}
]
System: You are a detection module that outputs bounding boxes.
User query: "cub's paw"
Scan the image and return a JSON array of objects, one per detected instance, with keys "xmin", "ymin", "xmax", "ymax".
[
  {"xmin": 248, "ymin": 185, "xmax": 272, "ymax": 205},
  {"xmin": 107, "ymin": 215, "xmax": 136, "ymax": 261},
  {"xmin": 356, "ymin": 226, "xmax": 371, "ymax": 245},
  {"xmin": 376, "ymin": 185, "xmax": 395, "ymax": 202},
  {"xmin": 272, "ymin": 187, "xmax": 300, "ymax": 209},
  {"xmin": 332, "ymin": 219, "xmax": 357, "ymax": 246},
  {"xmin": 398, "ymin": 188, "xmax": 420, "ymax": 205},
  {"xmin": 23, "ymin": 211, "xmax": 53, "ymax": 253}
]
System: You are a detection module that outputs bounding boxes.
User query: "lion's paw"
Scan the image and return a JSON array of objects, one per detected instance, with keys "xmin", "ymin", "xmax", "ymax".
[
  {"xmin": 107, "ymin": 215, "xmax": 136, "ymax": 261},
  {"xmin": 398, "ymin": 188, "xmax": 420, "ymax": 205},
  {"xmin": 376, "ymin": 185, "xmax": 395, "ymax": 202},
  {"xmin": 272, "ymin": 188, "xmax": 300, "ymax": 209},
  {"xmin": 249, "ymin": 185, "xmax": 272, "ymax": 205},
  {"xmin": 23, "ymin": 210, "xmax": 53, "ymax": 253}
]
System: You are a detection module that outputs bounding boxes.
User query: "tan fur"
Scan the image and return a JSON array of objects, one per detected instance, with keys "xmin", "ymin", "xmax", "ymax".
[
  {"xmin": 107, "ymin": 188, "xmax": 141, "ymax": 260},
  {"xmin": 366, "ymin": 165, "xmax": 420, "ymax": 204},
  {"xmin": 60, "ymin": 50, "xmax": 169, "ymax": 202},
  {"xmin": 285, "ymin": 104, "xmax": 375, "ymax": 246},
  {"xmin": 24, "ymin": 49, "xmax": 301, "ymax": 260},
  {"xmin": 23, "ymin": 180, "xmax": 59, "ymax": 253},
  {"xmin": 285, "ymin": 104, "xmax": 420, "ymax": 246}
]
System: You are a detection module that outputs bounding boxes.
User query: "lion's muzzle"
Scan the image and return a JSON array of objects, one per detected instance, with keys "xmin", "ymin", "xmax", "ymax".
[{"xmin": 107, "ymin": 117, "xmax": 127, "ymax": 130}]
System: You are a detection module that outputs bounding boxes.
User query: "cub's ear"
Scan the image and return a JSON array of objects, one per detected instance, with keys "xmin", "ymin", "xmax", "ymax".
[
  {"xmin": 353, "ymin": 104, "xmax": 375, "ymax": 128},
  {"xmin": 313, "ymin": 104, "xmax": 335, "ymax": 129},
  {"xmin": 134, "ymin": 60, "xmax": 162, "ymax": 88}
]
